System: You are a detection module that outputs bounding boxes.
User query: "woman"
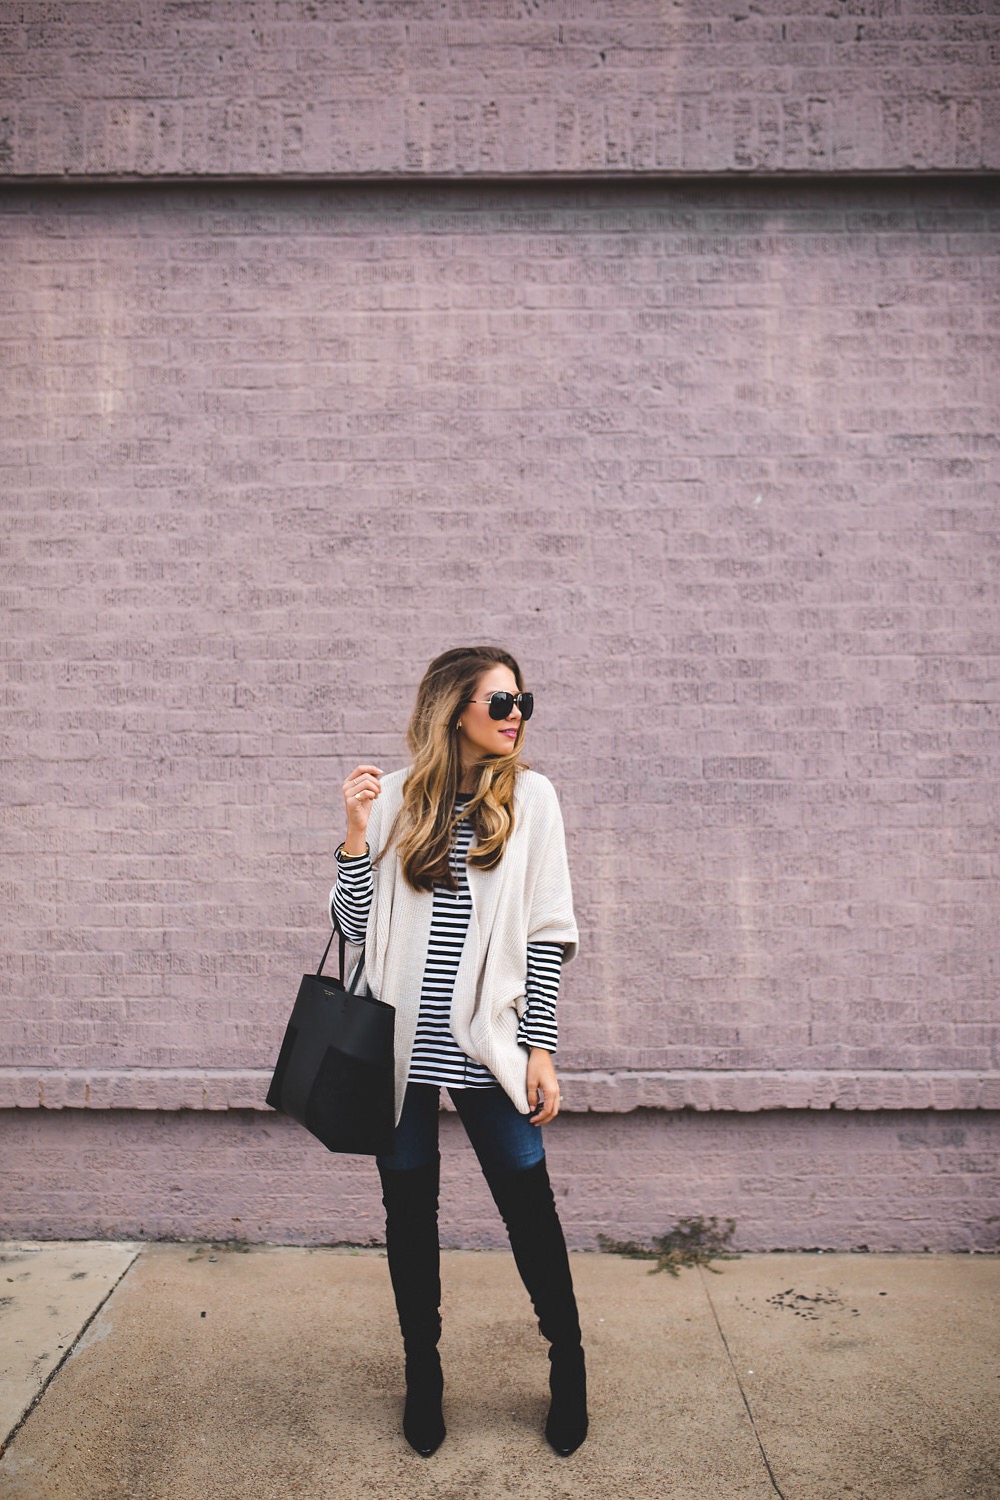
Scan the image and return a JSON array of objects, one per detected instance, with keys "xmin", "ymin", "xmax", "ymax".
[{"xmin": 330, "ymin": 645, "xmax": 587, "ymax": 1458}]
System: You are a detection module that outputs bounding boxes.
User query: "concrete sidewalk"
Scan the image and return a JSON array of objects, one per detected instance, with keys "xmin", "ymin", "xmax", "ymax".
[{"xmin": 0, "ymin": 1242, "xmax": 997, "ymax": 1500}]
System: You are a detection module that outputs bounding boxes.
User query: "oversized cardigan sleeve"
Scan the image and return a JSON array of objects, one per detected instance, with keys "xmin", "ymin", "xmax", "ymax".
[{"xmin": 521, "ymin": 773, "xmax": 579, "ymax": 963}]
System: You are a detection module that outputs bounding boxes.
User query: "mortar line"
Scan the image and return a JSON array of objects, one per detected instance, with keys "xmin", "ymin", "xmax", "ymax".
[
  {"xmin": 0, "ymin": 1246, "xmax": 142, "ymax": 1463},
  {"xmin": 697, "ymin": 1264, "xmax": 787, "ymax": 1500}
]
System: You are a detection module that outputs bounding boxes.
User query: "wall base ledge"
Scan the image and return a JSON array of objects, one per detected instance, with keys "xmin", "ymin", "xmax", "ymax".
[
  {"xmin": 3, "ymin": 170, "xmax": 998, "ymax": 187},
  {"xmin": 1, "ymin": 1068, "xmax": 997, "ymax": 1114}
]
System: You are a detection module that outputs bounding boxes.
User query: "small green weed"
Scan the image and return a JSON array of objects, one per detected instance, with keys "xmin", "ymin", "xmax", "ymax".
[
  {"xmin": 186, "ymin": 1239, "xmax": 253, "ymax": 1261},
  {"xmin": 598, "ymin": 1215, "xmax": 738, "ymax": 1277}
]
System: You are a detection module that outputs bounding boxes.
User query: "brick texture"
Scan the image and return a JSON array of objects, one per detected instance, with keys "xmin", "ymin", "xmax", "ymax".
[
  {"xmin": 0, "ymin": 0, "xmax": 997, "ymax": 179},
  {"xmin": 1, "ymin": 1106, "xmax": 997, "ymax": 1253},
  {"xmin": 2, "ymin": 178, "xmax": 997, "ymax": 1080},
  {"xmin": 2, "ymin": 176, "xmax": 998, "ymax": 1246}
]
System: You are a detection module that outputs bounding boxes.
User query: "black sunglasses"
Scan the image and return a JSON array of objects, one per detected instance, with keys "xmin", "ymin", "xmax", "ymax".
[{"xmin": 467, "ymin": 691, "xmax": 534, "ymax": 721}]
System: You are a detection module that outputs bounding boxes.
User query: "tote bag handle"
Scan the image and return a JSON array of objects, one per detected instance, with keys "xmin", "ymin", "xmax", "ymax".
[{"xmin": 317, "ymin": 921, "xmax": 367, "ymax": 995}]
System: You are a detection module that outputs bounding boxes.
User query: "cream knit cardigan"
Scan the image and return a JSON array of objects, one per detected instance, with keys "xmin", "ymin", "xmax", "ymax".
[{"xmin": 330, "ymin": 766, "xmax": 579, "ymax": 1122}]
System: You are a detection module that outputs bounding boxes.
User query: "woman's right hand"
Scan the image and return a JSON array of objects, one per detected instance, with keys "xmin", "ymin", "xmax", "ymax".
[{"xmin": 341, "ymin": 764, "xmax": 383, "ymax": 854}]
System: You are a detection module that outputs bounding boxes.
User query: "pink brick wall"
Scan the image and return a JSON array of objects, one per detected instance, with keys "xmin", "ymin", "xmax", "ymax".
[
  {"xmin": 0, "ymin": 0, "xmax": 997, "ymax": 178},
  {"xmin": 1, "ymin": 178, "xmax": 998, "ymax": 1247},
  {"xmin": 3, "ymin": 1106, "xmax": 997, "ymax": 1253}
]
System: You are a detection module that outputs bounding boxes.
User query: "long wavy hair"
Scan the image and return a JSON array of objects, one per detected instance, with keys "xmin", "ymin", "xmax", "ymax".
[{"xmin": 380, "ymin": 645, "xmax": 528, "ymax": 893}]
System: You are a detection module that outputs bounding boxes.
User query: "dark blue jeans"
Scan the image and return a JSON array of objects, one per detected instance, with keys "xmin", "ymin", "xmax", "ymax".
[{"xmin": 376, "ymin": 1082, "xmax": 545, "ymax": 1175}]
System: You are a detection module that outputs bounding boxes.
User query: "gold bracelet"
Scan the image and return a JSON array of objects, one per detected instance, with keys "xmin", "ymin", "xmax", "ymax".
[{"xmin": 337, "ymin": 842, "xmax": 369, "ymax": 861}]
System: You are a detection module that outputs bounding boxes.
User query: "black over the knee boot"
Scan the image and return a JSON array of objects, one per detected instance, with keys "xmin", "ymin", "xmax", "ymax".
[
  {"xmin": 484, "ymin": 1158, "xmax": 588, "ymax": 1456},
  {"xmin": 378, "ymin": 1158, "xmax": 446, "ymax": 1457}
]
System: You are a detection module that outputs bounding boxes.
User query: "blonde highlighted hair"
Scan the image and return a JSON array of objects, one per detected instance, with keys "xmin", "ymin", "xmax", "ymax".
[{"xmin": 381, "ymin": 646, "xmax": 528, "ymax": 893}]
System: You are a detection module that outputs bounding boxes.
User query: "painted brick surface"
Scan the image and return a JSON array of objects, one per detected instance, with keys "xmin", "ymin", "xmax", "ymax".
[
  {"xmin": 1, "ymin": 1106, "xmax": 997, "ymax": 1253},
  {"xmin": 2, "ymin": 176, "xmax": 998, "ymax": 1245},
  {"xmin": 2, "ymin": 178, "xmax": 998, "ymax": 1088},
  {"xmin": 0, "ymin": 0, "xmax": 997, "ymax": 179}
]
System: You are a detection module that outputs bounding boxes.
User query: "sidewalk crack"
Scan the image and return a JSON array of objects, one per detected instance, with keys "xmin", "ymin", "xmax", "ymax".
[
  {"xmin": 0, "ymin": 1248, "xmax": 141, "ymax": 1462},
  {"xmin": 698, "ymin": 1265, "xmax": 787, "ymax": 1500}
]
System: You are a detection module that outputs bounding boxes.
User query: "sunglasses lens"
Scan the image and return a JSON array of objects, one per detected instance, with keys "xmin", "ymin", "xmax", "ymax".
[
  {"xmin": 486, "ymin": 692, "xmax": 533, "ymax": 721},
  {"xmin": 489, "ymin": 692, "xmax": 514, "ymax": 720}
]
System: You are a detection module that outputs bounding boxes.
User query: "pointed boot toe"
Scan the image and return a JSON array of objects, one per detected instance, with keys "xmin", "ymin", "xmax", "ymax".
[
  {"xmin": 403, "ymin": 1358, "xmax": 446, "ymax": 1456},
  {"xmin": 544, "ymin": 1347, "xmax": 588, "ymax": 1456},
  {"xmin": 403, "ymin": 1392, "xmax": 446, "ymax": 1456}
]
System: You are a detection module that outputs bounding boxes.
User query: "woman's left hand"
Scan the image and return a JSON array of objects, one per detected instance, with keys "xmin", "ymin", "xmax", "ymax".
[{"xmin": 527, "ymin": 1048, "xmax": 561, "ymax": 1126}]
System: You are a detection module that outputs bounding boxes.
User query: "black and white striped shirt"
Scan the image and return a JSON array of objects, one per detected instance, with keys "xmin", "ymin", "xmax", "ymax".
[{"xmin": 333, "ymin": 794, "xmax": 561, "ymax": 1089}]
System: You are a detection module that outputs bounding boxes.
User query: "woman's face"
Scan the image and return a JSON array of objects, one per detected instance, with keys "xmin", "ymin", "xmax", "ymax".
[{"xmin": 457, "ymin": 664, "xmax": 524, "ymax": 767}]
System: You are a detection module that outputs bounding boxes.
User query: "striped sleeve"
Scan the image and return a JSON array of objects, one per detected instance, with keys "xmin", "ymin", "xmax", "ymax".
[
  {"xmin": 516, "ymin": 940, "xmax": 563, "ymax": 1053},
  {"xmin": 332, "ymin": 852, "xmax": 373, "ymax": 945}
]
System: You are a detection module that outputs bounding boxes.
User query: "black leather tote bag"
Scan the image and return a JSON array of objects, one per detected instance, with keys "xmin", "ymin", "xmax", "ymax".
[{"xmin": 266, "ymin": 926, "xmax": 396, "ymax": 1155}]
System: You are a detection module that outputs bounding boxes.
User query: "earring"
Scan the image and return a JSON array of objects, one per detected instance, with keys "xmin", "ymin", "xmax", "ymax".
[{"xmin": 457, "ymin": 722, "xmax": 463, "ymax": 729}]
